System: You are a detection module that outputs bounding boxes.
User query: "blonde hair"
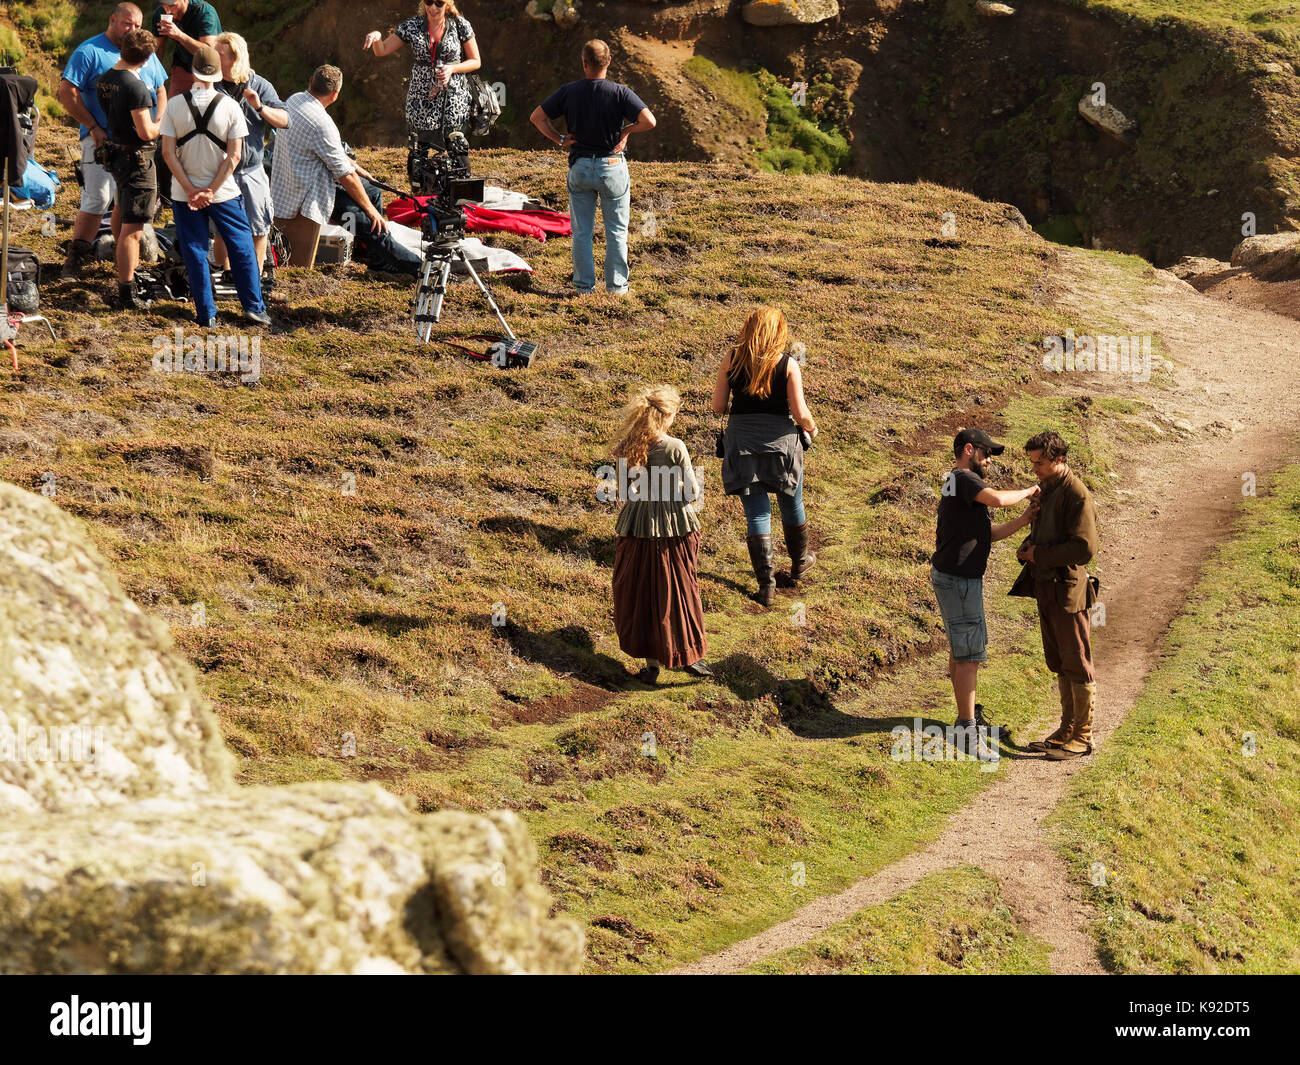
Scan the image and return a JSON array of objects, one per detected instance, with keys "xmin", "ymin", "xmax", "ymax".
[
  {"xmin": 727, "ymin": 306, "xmax": 789, "ymax": 399},
  {"xmin": 612, "ymin": 385, "xmax": 681, "ymax": 471},
  {"xmin": 216, "ymin": 31, "xmax": 251, "ymax": 83}
]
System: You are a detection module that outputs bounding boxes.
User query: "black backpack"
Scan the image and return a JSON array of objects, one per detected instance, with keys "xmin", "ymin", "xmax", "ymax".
[{"xmin": 4, "ymin": 247, "xmax": 40, "ymax": 314}]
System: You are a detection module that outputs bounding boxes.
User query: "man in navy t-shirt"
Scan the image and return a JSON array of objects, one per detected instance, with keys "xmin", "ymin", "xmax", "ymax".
[{"xmin": 530, "ymin": 39, "xmax": 655, "ymax": 295}]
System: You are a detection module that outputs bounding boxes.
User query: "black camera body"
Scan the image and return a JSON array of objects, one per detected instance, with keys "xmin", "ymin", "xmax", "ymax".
[{"xmin": 406, "ymin": 132, "xmax": 484, "ymax": 244}]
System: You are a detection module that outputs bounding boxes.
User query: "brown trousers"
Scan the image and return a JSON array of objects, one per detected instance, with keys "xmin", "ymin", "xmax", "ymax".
[
  {"xmin": 1034, "ymin": 579, "xmax": 1095, "ymax": 684},
  {"xmin": 274, "ymin": 214, "xmax": 323, "ymax": 268}
]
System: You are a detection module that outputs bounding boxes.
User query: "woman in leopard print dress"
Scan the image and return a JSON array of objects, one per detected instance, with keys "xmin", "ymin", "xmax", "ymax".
[{"xmin": 364, "ymin": 0, "xmax": 482, "ymax": 145}]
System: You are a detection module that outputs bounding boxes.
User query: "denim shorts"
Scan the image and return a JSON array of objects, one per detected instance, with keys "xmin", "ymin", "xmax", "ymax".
[{"xmin": 931, "ymin": 567, "xmax": 988, "ymax": 663}]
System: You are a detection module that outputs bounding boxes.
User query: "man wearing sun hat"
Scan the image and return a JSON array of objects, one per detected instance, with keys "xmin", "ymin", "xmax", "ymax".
[
  {"xmin": 159, "ymin": 42, "xmax": 269, "ymax": 326},
  {"xmin": 932, "ymin": 428, "xmax": 1040, "ymax": 747}
]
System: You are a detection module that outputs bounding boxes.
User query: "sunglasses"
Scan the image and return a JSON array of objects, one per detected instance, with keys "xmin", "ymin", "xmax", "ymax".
[{"xmin": 425, "ymin": 0, "xmax": 446, "ymax": 6}]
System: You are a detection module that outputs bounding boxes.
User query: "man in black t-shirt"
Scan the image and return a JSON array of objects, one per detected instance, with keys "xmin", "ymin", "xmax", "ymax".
[
  {"xmin": 530, "ymin": 39, "xmax": 656, "ymax": 295},
  {"xmin": 931, "ymin": 428, "xmax": 1040, "ymax": 740},
  {"xmin": 96, "ymin": 29, "xmax": 163, "ymax": 310}
]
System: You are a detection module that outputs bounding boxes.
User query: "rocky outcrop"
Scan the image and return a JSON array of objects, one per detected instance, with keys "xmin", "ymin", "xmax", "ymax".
[
  {"xmin": 526, "ymin": 0, "xmax": 581, "ymax": 28},
  {"xmin": 1077, "ymin": 95, "xmax": 1138, "ymax": 143},
  {"xmin": 0, "ymin": 481, "xmax": 233, "ymax": 816},
  {"xmin": 741, "ymin": 0, "xmax": 840, "ymax": 27},
  {"xmin": 0, "ymin": 481, "xmax": 583, "ymax": 974},
  {"xmin": 1230, "ymin": 232, "xmax": 1300, "ymax": 280},
  {"xmin": 975, "ymin": 1, "xmax": 1016, "ymax": 16}
]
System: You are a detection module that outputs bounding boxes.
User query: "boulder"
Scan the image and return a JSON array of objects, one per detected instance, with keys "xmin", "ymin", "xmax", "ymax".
[
  {"xmin": 0, "ymin": 480, "xmax": 233, "ymax": 816},
  {"xmin": 0, "ymin": 784, "xmax": 583, "ymax": 974},
  {"xmin": 741, "ymin": 0, "xmax": 840, "ymax": 27},
  {"xmin": 1077, "ymin": 95, "xmax": 1138, "ymax": 143},
  {"xmin": 0, "ymin": 483, "xmax": 583, "ymax": 974},
  {"xmin": 975, "ymin": 1, "xmax": 1016, "ymax": 15},
  {"xmin": 1230, "ymin": 232, "xmax": 1300, "ymax": 279},
  {"xmin": 1170, "ymin": 255, "xmax": 1229, "ymax": 281},
  {"xmin": 553, "ymin": 0, "xmax": 581, "ymax": 29}
]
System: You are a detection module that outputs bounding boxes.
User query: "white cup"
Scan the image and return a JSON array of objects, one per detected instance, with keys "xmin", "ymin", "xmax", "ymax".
[{"xmin": 160, "ymin": 13, "xmax": 174, "ymax": 26}]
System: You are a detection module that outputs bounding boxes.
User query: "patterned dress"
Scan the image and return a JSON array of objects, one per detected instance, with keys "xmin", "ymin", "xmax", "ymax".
[{"xmin": 395, "ymin": 14, "xmax": 475, "ymax": 137}]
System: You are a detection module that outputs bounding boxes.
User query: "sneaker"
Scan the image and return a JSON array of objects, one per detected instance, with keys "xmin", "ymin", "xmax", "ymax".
[
  {"xmin": 196, "ymin": 315, "xmax": 217, "ymax": 328},
  {"xmin": 952, "ymin": 718, "xmax": 997, "ymax": 761},
  {"xmin": 244, "ymin": 308, "xmax": 272, "ymax": 326}
]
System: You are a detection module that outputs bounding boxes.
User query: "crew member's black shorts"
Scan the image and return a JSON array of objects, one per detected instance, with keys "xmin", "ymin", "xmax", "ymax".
[{"xmin": 110, "ymin": 147, "xmax": 158, "ymax": 225}]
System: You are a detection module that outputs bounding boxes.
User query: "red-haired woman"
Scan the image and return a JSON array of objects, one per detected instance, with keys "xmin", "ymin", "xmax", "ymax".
[{"xmin": 711, "ymin": 307, "xmax": 820, "ymax": 606}]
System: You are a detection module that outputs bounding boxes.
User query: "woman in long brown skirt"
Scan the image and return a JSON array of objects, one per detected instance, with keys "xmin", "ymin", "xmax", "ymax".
[{"xmin": 609, "ymin": 385, "xmax": 711, "ymax": 684}]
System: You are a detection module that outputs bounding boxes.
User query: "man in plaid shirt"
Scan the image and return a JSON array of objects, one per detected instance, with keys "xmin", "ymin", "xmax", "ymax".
[{"xmin": 270, "ymin": 64, "xmax": 385, "ymax": 267}]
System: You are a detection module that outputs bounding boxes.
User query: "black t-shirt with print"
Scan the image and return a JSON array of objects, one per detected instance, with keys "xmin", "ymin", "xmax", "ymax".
[
  {"xmin": 932, "ymin": 467, "xmax": 992, "ymax": 577},
  {"xmin": 97, "ymin": 67, "xmax": 155, "ymax": 148}
]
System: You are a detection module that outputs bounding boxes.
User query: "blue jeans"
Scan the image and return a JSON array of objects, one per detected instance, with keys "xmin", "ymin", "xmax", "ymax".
[
  {"xmin": 741, "ymin": 475, "xmax": 806, "ymax": 536},
  {"xmin": 174, "ymin": 194, "xmax": 265, "ymax": 324},
  {"xmin": 567, "ymin": 155, "xmax": 630, "ymax": 293}
]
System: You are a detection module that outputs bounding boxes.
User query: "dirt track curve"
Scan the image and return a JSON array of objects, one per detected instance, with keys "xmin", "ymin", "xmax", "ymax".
[{"xmin": 673, "ymin": 251, "xmax": 1300, "ymax": 975}]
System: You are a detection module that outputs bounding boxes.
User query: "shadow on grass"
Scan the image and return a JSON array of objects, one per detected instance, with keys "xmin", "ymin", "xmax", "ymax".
[
  {"xmin": 494, "ymin": 620, "xmax": 632, "ymax": 690},
  {"xmin": 477, "ymin": 516, "xmax": 614, "ymax": 564}
]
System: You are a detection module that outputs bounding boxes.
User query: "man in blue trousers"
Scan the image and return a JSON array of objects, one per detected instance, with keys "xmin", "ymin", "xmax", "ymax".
[{"xmin": 159, "ymin": 43, "xmax": 269, "ymax": 326}]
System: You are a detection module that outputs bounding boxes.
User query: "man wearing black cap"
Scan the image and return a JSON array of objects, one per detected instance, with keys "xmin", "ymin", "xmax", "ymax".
[{"xmin": 932, "ymin": 429, "xmax": 1040, "ymax": 744}]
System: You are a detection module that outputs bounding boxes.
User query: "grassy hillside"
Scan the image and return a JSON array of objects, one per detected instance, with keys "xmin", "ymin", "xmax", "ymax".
[
  {"xmin": 1052, "ymin": 461, "xmax": 1300, "ymax": 973},
  {"xmin": 5, "ymin": 91, "xmax": 1171, "ymax": 965}
]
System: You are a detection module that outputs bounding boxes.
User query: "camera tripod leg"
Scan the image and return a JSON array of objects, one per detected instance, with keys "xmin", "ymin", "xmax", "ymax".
[
  {"xmin": 457, "ymin": 251, "xmax": 516, "ymax": 341},
  {"xmin": 426, "ymin": 257, "xmax": 453, "ymax": 343}
]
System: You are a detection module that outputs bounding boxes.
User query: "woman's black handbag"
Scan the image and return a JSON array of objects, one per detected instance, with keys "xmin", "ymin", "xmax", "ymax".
[
  {"xmin": 715, "ymin": 418, "xmax": 726, "ymax": 458},
  {"xmin": 798, "ymin": 426, "xmax": 812, "ymax": 451}
]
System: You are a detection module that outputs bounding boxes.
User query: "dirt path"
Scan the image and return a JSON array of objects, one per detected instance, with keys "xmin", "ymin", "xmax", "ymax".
[{"xmin": 673, "ymin": 252, "xmax": 1300, "ymax": 975}]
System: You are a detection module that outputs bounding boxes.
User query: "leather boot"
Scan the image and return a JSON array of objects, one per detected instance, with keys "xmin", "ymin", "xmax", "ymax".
[
  {"xmin": 1047, "ymin": 681, "xmax": 1095, "ymax": 760},
  {"xmin": 783, "ymin": 521, "xmax": 817, "ymax": 582},
  {"xmin": 746, "ymin": 534, "xmax": 776, "ymax": 607},
  {"xmin": 60, "ymin": 238, "xmax": 93, "ymax": 280},
  {"xmin": 1029, "ymin": 674, "xmax": 1074, "ymax": 751}
]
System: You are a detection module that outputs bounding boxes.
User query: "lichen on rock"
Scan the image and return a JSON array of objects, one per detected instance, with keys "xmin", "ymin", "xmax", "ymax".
[{"xmin": 0, "ymin": 482, "xmax": 583, "ymax": 974}]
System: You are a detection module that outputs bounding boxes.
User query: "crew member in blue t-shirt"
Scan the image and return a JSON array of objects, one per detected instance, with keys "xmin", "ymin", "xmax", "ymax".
[
  {"xmin": 530, "ymin": 39, "xmax": 655, "ymax": 296},
  {"xmin": 57, "ymin": 3, "xmax": 168, "ymax": 280}
]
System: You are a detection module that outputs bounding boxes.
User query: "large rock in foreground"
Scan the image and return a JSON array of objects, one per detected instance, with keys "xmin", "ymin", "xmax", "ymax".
[
  {"xmin": 741, "ymin": 0, "xmax": 839, "ymax": 26},
  {"xmin": 0, "ymin": 784, "xmax": 582, "ymax": 974},
  {"xmin": 0, "ymin": 481, "xmax": 233, "ymax": 816},
  {"xmin": 0, "ymin": 482, "xmax": 583, "ymax": 973}
]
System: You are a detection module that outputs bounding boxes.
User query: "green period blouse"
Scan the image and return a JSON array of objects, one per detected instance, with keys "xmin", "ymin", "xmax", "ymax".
[{"xmin": 614, "ymin": 436, "xmax": 702, "ymax": 540}]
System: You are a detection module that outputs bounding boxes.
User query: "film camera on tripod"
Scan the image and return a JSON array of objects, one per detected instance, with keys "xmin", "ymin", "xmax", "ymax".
[{"xmin": 371, "ymin": 131, "xmax": 536, "ymax": 367}]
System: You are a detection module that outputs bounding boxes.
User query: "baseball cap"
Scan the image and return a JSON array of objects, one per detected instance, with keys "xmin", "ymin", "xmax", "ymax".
[
  {"xmin": 953, "ymin": 427, "xmax": 1005, "ymax": 456},
  {"xmin": 191, "ymin": 44, "xmax": 222, "ymax": 84}
]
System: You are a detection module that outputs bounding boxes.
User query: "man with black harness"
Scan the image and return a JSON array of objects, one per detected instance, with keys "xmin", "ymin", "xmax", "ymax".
[{"xmin": 159, "ymin": 44, "xmax": 268, "ymax": 326}]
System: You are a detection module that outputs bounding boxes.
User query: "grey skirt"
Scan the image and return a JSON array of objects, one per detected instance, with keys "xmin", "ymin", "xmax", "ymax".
[{"xmin": 721, "ymin": 412, "xmax": 804, "ymax": 497}]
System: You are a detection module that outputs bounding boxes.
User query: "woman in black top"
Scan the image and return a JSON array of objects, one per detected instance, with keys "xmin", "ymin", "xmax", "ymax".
[
  {"xmin": 711, "ymin": 307, "xmax": 820, "ymax": 606},
  {"xmin": 363, "ymin": 1, "xmax": 481, "ymax": 147}
]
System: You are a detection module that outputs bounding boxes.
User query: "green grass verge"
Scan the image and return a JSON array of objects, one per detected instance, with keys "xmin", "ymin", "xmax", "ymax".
[
  {"xmin": 744, "ymin": 864, "xmax": 1053, "ymax": 974},
  {"xmin": 1052, "ymin": 461, "xmax": 1300, "ymax": 973}
]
